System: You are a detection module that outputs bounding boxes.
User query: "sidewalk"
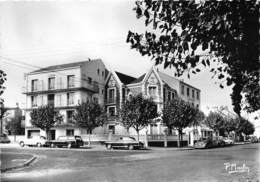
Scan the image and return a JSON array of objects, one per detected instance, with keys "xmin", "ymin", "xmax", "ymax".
[{"xmin": 0, "ymin": 152, "xmax": 36, "ymax": 173}]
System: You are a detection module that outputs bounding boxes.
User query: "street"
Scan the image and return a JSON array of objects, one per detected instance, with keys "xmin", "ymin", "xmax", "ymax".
[{"xmin": 1, "ymin": 143, "xmax": 260, "ymax": 182}]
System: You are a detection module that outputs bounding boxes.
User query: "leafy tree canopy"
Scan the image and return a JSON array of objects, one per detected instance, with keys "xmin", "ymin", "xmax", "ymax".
[
  {"xmin": 119, "ymin": 93, "xmax": 158, "ymax": 139},
  {"xmin": 127, "ymin": 0, "xmax": 260, "ymax": 116},
  {"xmin": 204, "ymin": 111, "xmax": 226, "ymax": 133},
  {"xmin": 30, "ymin": 105, "xmax": 63, "ymax": 137},
  {"xmin": 162, "ymin": 99, "xmax": 200, "ymax": 131},
  {"xmin": 0, "ymin": 70, "xmax": 7, "ymax": 97},
  {"xmin": 74, "ymin": 100, "xmax": 107, "ymax": 134}
]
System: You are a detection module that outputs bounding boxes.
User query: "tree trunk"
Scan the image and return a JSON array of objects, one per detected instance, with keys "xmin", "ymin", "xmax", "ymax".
[
  {"xmin": 88, "ymin": 134, "xmax": 91, "ymax": 147},
  {"xmin": 177, "ymin": 133, "xmax": 180, "ymax": 148},
  {"xmin": 137, "ymin": 130, "xmax": 140, "ymax": 143},
  {"xmin": 88, "ymin": 129, "xmax": 92, "ymax": 147}
]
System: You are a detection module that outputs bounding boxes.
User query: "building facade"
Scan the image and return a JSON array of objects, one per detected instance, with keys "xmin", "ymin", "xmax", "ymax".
[
  {"xmin": 23, "ymin": 61, "xmax": 202, "ymax": 143},
  {"xmin": 104, "ymin": 67, "xmax": 201, "ymax": 137},
  {"xmin": 23, "ymin": 59, "xmax": 108, "ymax": 139}
]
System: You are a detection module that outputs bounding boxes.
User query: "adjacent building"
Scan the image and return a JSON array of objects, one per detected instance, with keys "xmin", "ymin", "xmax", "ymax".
[{"xmin": 23, "ymin": 59, "xmax": 108, "ymax": 139}]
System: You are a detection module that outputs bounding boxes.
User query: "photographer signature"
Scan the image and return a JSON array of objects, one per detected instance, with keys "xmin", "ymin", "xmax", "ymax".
[{"xmin": 224, "ymin": 162, "xmax": 250, "ymax": 174}]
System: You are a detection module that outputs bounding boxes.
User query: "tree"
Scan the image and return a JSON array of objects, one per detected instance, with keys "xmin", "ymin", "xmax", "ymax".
[
  {"xmin": 0, "ymin": 70, "xmax": 7, "ymax": 96},
  {"xmin": 234, "ymin": 117, "xmax": 255, "ymax": 138},
  {"xmin": 162, "ymin": 99, "xmax": 200, "ymax": 147},
  {"xmin": 74, "ymin": 100, "xmax": 107, "ymax": 146},
  {"xmin": 30, "ymin": 105, "xmax": 63, "ymax": 140},
  {"xmin": 204, "ymin": 112, "xmax": 226, "ymax": 136},
  {"xmin": 0, "ymin": 70, "xmax": 7, "ymax": 134},
  {"xmin": 119, "ymin": 93, "xmax": 158, "ymax": 142},
  {"xmin": 126, "ymin": 0, "xmax": 260, "ymax": 116},
  {"xmin": 6, "ymin": 115, "xmax": 24, "ymax": 135}
]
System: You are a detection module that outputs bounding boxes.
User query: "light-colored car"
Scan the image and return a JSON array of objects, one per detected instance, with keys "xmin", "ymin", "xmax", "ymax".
[
  {"xmin": 223, "ymin": 137, "xmax": 234, "ymax": 145},
  {"xmin": 105, "ymin": 136, "xmax": 144, "ymax": 150},
  {"xmin": 19, "ymin": 136, "xmax": 47, "ymax": 147}
]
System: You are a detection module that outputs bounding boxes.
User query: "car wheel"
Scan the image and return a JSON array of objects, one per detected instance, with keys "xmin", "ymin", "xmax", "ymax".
[
  {"xmin": 36, "ymin": 143, "xmax": 41, "ymax": 147},
  {"xmin": 20, "ymin": 141, "xmax": 25, "ymax": 147},
  {"xmin": 106, "ymin": 144, "xmax": 112, "ymax": 150},
  {"xmin": 67, "ymin": 143, "xmax": 72, "ymax": 148},
  {"xmin": 128, "ymin": 145, "xmax": 134, "ymax": 150}
]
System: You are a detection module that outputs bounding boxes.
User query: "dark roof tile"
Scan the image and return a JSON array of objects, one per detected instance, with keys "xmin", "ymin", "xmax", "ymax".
[{"xmin": 115, "ymin": 71, "xmax": 136, "ymax": 85}]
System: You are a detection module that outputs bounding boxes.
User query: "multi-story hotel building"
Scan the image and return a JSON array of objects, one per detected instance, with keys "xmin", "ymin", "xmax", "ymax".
[
  {"xmin": 23, "ymin": 59, "xmax": 107, "ymax": 139},
  {"xmin": 105, "ymin": 66, "xmax": 201, "ymax": 136}
]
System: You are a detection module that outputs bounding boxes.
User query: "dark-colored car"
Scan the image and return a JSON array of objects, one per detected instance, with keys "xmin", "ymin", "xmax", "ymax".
[
  {"xmin": 105, "ymin": 136, "xmax": 144, "ymax": 150},
  {"xmin": 194, "ymin": 138, "xmax": 216, "ymax": 149},
  {"xmin": 0, "ymin": 134, "xmax": 11, "ymax": 143},
  {"xmin": 46, "ymin": 135, "xmax": 84, "ymax": 148}
]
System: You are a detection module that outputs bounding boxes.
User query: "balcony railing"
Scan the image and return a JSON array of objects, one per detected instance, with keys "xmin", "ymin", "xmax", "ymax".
[
  {"xmin": 22, "ymin": 81, "xmax": 99, "ymax": 94},
  {"xmin": 106, "ymin": 98, "xmax": 116, "ymax": 104}
]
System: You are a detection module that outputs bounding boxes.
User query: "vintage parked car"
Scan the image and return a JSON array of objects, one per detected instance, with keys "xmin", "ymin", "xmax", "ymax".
[
  {"xmin": 0, "ymin": 134, "xmax": 11, "ymax": 143},
  {"xmin": 223, "ymin": 137, "xmax": 234, "ymax": 145},
  {"xmin": 194, "ymin": 138, "xmax": 215, "ymax": 149},
  {"xmin": 250, "ymin": 136, "xmax": 259, "ymax": 143},
  {"xmin": 19, "ymin": 136, "xmax": 47, "ymax": 147},
  {"xmin": 46, "ymin": 135, "xmax": 84, "ymax": 148},
  {"xmin": 105, "ymin": 136, "xmax": 144, "ymax": 150}
]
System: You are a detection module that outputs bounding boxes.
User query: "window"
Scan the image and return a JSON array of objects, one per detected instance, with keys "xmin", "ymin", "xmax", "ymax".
[
  {"xmin": 196, "ymin": 104, "xmax": 199, "ymax": 108},
  {"xmin": 168, "ymin": 92, "xmax": 171, "ymax": 101},
  {"xmin": 88, "ymin": 77, "xmax": 92, "ymax": 84},
  {"xmin": 67, "ymin": 93, "xmax": 74, "ymax": 105},
  {"xmin": 102, "ymin": 71, "xmax": 104, "ymax": 77},
  {"xmin": 66, "ymin": 129, "xmax": 74, "ymax": 136},
  {"xmin": 122, "ymin": 88, "xmax": 126, "ymax": 102},
  {"xmin": 187, "ymin": 87, "xmax": 190, "ymax": 97},
  {"xmin": 148, "ymin": 86, "xmax": 156, "ymax": 96},
  {"xmin": 197, "ymin": 91, "xmax": 200, "ymax": 100},
  {"xmin": 108, "ymin": 107, "xmax": 116, "ymax": 117},
  {"xmin": 31, "ymin": 96, "xmax": 37, "ymax": 107},
  {"xmin": 102, "ymin": 89, "xmax": 104, "ymax": 95},
  {"xmin": 172, "ymin": 92, "xmax": 175, "ymax": 99},
  {"xmin": 108, "ymin": 88, "xmax": 115, "ymax": 103},
  {"xmin": 97, "ymin": 69, "xmax": 100, "ymax": 75},
  {"xmin": 93, "ymin": 97, "xmax": 98, "ymax": 103},
  {"xmin": 47, "ymin": 94, "xmax": 54, "ymax": 106},
  {"xmin": 181, "ymin": 85, "xmax": 184, "ymax": 95},
  {"xmin": 48, "ymin": 77, "xmax": 55, "ymax": 90},
  {"xmin": 192, "ymin": 90, "xmax": 195, "ymax": 98},
  {"xmin": 108, "ymin": 125, "xmax": 115, "ymax": 134},
  {"xmin": 67, "ymin": 75, "xmax": 75, "ymax": 88},
  {"xmin": 31, "ymin": 79, "xmax": 38, "ymax": 91},
  {"xmin": 67, "ymin": 110, "xmax": 74, "ymax": 123}
]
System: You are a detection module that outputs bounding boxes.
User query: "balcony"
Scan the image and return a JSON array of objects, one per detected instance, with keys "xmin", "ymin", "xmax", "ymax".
[
  {"xmin": 106, "ymin": 98, "xmax": 116, "ymax": 104},
  {"xmin": 22, "ymin": 81, "xmax": 99, "ymax": 95}
]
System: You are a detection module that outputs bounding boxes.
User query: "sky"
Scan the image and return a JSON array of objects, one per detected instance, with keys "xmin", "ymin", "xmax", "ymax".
[{"xmin": 0, "ymin": 1, "xmax": 259, "ymax": 131}]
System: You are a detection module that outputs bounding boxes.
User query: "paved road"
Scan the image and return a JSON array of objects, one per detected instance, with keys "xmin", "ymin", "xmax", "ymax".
[{"xmin": 1, "ymin": 144, "xmax": 259, "ymax": 182}]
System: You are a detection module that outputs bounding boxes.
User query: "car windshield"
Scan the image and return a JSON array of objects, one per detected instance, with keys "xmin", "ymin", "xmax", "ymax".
[
  {"xmin": 118, "ymin": 137, "xmax": 136, "ymax": 141},
  {"xmin": 75, "ymin": 136, "xmax": 82, "ymax": 140}
]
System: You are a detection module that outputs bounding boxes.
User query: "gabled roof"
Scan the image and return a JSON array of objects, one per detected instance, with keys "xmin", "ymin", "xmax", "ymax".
[
  {"xmin": 115, "ymin": 71, "xmax": 136, "ymax": 85},
  {"xmin": 129, "ymin": 74, "xmax": 146, "ymax": 84},
  {"xmin": 30, "ymin": 59, "xmax": 102, "ymax": 73},
  {"xmin": 158, "ymin": 71, "xmax": 180, "ymax": 91}
]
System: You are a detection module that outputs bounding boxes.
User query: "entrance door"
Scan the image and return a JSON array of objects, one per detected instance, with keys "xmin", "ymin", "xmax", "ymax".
[{"xmin": 50, "ymin": 130, "xmax": 56, "ymax": 140}]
